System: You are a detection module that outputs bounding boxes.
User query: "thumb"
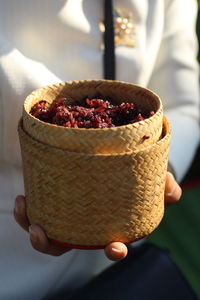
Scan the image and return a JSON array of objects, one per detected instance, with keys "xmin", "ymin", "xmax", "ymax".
[{"xmin": 165, "ymin": 172, "xmax": 182, "ymax": 206}]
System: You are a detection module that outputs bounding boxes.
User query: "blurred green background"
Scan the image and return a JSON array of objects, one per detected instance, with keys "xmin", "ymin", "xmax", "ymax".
[{"xmin": 147, "ymin": 1, "xmax": 200, "ymax": 298}]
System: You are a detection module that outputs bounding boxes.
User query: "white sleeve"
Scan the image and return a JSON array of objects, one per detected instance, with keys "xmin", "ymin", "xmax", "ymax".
[{"xmin": 147, "ymin": 0, "xmax": 200, "ymax": 182}]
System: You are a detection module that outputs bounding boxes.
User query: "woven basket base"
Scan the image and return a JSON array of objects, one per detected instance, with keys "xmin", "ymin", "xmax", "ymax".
[{"xmin": 50, "ymin": 236, "xmax": 145, "ymax": 250}]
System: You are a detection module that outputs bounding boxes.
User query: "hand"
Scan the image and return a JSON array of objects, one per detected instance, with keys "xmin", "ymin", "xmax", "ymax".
[
  {"xmin": 14, "ymin": 171, "xmax": 181, "ymax": 260},
  {"xmin": 105, "ymin": 171, "xmax": 182, "ymax": 260}
]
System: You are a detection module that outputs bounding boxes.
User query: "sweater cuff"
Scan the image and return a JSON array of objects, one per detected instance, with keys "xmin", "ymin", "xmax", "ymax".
[{"xmin": 164, "ymin": 111, "xmax": 200, "ymax": 183}]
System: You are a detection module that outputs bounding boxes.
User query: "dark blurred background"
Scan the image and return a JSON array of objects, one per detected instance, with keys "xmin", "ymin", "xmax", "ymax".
[{"xmin": 147, "ymin": 1, "xmax": 200, "ymax": 297}]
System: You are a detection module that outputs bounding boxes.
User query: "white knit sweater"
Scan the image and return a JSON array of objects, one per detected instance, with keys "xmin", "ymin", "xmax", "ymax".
[{"xmin": 0, "ymin": 1, "xmax": 199, "ymax": 299}]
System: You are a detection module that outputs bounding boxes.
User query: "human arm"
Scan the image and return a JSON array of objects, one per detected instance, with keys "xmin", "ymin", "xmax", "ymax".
[{"xmin": 147, "ymin": 0, "xmax": 200, "ymax": 182}]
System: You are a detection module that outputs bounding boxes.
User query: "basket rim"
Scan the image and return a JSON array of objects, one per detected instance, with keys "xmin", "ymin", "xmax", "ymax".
[
  {"xmin": 18, "ymin": 116, "xmax": 170, "ymax": 157},
  {"xmin": 23, "ymin": 79, "xmax": 163, "ymax": 132}
]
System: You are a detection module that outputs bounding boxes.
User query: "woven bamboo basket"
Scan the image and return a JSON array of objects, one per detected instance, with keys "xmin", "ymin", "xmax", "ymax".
[{"xmin": 19, "ymin": 80, "xmax": 170, "ymax": 248}]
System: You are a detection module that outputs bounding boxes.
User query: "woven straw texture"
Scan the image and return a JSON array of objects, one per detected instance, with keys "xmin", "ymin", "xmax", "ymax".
[
  {"xmin": 18, "ymin": 115, "xmax": 170, "ymax": 247},
  {"xmin": 23, "ymin": 80, "xmax": 163, "ymax": 154}
]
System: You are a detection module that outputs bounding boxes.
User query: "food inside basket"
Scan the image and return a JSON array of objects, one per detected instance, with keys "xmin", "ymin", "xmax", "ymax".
[{"xmin": 30, "ymin": 98, "xmax": 155, "ymax": 129}]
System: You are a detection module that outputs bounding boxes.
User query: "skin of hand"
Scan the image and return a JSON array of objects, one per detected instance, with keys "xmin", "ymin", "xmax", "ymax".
[{"xmin": 14, "ymin": 171, "xmax": 182, "ymax": 261}]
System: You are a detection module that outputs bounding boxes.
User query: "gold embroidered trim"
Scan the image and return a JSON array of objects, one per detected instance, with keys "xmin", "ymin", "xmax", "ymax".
[
  {"xmin": 99, "ymin": 8, "xmax": 136, "ymax": 48},
  {"xmin": 114, "ymin": 9, "xmax": 136, "ymax": 47}
]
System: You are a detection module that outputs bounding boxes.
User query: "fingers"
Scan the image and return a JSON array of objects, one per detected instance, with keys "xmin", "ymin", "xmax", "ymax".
[
  {"xmin": 29, "ymin": 224, "xmax": 71, "ymax": 256},
  {"xmin": 14, "ymin": 195, "xmax": 70, "ymax": 256},
  {"xmin": 165, "ymin": 172, "xmax": 182, "ymax": 206},
  {"xmin": 14, "ymin": 195, "xmax": 30, "ymax": 231},
  {"xmin": 104, "ymin": 242, "xmax": 128, "ymax": 261}
]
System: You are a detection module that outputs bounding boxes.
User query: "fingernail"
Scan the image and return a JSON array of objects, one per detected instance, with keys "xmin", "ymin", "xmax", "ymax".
[
  {"xmin": 15, "ymin": 197, "xmax": 24, "ymax": 215},
  {"xmin": 111, "ymin": 248, "xmax": 122, "ymax": 253},
  {"xmin": 110, "ymin": 247, "xmax": 124, "ymax": 261},
  {"xmin": 29, "ymin": 226, "xmax": 38, "ymax": 242},
  {"xmin": 166, "ymin": 173, "xmax": 176, "ymax": 196}
]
